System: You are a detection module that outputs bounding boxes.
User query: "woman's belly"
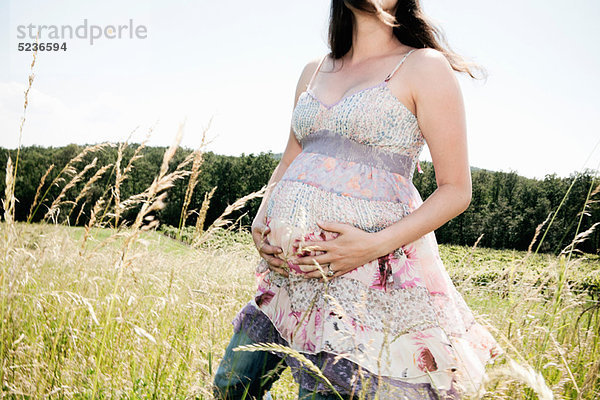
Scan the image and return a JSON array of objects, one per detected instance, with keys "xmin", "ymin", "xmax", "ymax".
[{"xmin": 264, "ymin": 151, "xmax": 419, "ymax": 267}]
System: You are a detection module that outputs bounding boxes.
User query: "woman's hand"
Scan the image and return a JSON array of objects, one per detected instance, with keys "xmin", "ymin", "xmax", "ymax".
[
  {"xmin": 251, "ymin": 219, "xmax": 288, "ymax": 277},
  {"xmin": 290, "ymin": 220, "xmax": 380, "ymax": 280}
]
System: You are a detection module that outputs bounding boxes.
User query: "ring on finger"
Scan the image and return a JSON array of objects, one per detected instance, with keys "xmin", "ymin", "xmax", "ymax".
[{"xmin": 326, "ymin": 265, "xmax": 334, "ymax": 277}]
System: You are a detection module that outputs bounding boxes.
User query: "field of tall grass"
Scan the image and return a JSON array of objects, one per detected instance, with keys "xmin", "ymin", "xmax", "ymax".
[
  {"xmin": 1, "ymin": 215, "xmax": 599, "ymax": 399},
  {"xmin": 1, "ymin": 48, "xmax": 599, "ymax": 399}
]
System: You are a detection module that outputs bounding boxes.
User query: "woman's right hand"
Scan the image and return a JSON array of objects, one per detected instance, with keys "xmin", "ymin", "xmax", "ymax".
[{"xmin": 251, "ymin": 219, "xmax": 289, "ymax": 277}]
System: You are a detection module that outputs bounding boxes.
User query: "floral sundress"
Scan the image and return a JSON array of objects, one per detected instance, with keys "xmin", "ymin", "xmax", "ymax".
[{"xmin": 233, "ymin": 49, "xmax": 504, "ymax": 399}]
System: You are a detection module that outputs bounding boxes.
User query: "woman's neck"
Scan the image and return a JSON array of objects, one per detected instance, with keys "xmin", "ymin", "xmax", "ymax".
[{"xmin": 346, "ymin": 10, "xmax": 402, "ymax": 64}]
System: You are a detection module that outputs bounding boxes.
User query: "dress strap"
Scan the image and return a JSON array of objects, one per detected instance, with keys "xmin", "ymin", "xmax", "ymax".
[
  {"xmin": 384, "ymin": 48, "xmax": 417, "ymax": 82},
  {"xmin": 307, "ymin": 53, "xmax": 329, "ymax": 91}
]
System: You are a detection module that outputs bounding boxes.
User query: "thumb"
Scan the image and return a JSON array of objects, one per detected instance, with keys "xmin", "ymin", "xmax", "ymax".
[
  {"xmin": 316, "ymin": 219, "xmax": 342, "ymax": 232},
  {"xmin": 261, "ymin": 225, "xmax": 270, "ymax": 237}
]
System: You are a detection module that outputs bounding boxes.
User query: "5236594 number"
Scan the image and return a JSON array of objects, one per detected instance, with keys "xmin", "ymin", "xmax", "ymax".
[{"xmin": 18, "ymin": 42, "xmax": 67, "ymax": 51}]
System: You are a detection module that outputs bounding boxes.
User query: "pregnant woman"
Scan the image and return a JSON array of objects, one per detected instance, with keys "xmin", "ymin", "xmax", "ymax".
[{"xmin": 214, "ymin": 0, "xmax": 503, "ymax": 399}]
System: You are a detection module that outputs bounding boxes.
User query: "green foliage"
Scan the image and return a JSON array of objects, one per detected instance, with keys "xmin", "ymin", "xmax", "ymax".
[
  {"xmin": 2, "ymin": 223, "xmax": 599, "ymax": 399},
  {"xmin": 413, "ymin": 161, "xmax": 599, "ymax": 254}
]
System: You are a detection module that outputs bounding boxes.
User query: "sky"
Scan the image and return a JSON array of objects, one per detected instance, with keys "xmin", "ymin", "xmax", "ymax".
[{"xmin": 1, "ymin": 0, "xmax": 599, "ymax": 180}]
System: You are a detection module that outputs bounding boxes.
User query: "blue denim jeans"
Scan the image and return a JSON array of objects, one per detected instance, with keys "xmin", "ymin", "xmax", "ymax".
[{"xmin": 212, "ymin": 327, "xmax": 353, "ymax": 400}]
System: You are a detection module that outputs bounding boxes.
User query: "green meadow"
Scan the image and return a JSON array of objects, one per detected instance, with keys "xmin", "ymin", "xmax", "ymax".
[
  {"xmin": 1, "ymin": 219, "xmax": 599, "ymax": 398},
  {"xmin": 1, "ymin": 47, "xmax": 599, "ymax": 400}
]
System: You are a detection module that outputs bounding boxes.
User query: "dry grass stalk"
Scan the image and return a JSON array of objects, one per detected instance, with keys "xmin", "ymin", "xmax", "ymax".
[
  {"xmin": 112, "ymin": 141, "xmax": 126, "ymax": 228},
  {"xmin": 2, "ymin": 156, "xmax": 15, "ymax": 226},
  {"xmin": 178, "ymin": 147, "xmax": 204, "ymax": 228},
  {"xmin": 178, "ymin": 122, "xmax": 211, "ymax": 236},
  {"xmin": 591, "ymin": 180, "xmax": 600, "ymax": 194},
  {"xmin": 472, "ymin": 233, "xmax": 484, "ymax": 250},
  {"xmin": 479, "ymin": 357, "xmax": 554, "ymax": 400},
  {"xmin": 27, "ymin": 163, "xmax": 54, "ymax": 222},
  {"xmin": 66, "ymin": 163, "xmax": 113, "ymax": 220},
  {"xmin": 11, "ymin": 41, "xmax": 38, "ymax": 215},
  {"xmin": 561, "ymin": 222, "xmax": 600, "ymax": 256},
  {"xmin": 233, "ymin": 343, "xmax": 344, "ymax": 399},
  {"xmin": 579, "ymin": 355, "xmax": 600, "ymax": 396},
  {"xmin": 3, "ymin": 42, "xmax": 37, "ymax": 229},
  {"xmin": 70, "ymin": 143, "xmax": 110, "ymax": 166},
  {"xmin": 454, "ymin": 233, "xmax": 486, "ymax": 292},
  {"xmin": 193, "ymin": 186, "xmax": 217, "ymax": 236},
  {"xmin": 191, "ymin": 183, "xmax": 272, "ymax": 248},
  {"xmin": 27, "ymin": 143, "xmax": 111, "ymax": 223},
  {"xmin": 89, "ymin": 124, "xmax": 191, "ymax": 396},
  {"xmin": 74, "ymin": 199, "xmax": 87, "ymax": 226},
  {"xmin": 527, "ymin": 212, "xmax": 552, "ymax": 255},
  {"xmin": 117, "ymin": 122, "xmax": 191, "ymax": 267},
  {"xmin": 549, "ymin": 331, "xmax": 579, "ymax": 395},
  {"xmin": 122, "ymin": 132, "xmax": 150, "ymax": 178},
  {"xmin": 43, "ymin": 157, "xmax": 98, "ymax": 222},
  {"xmin": 111, "ymin": 128, "xmax": 152, "ymax": 228},
  {"xmin": 111, "ymin": 128, "xmax": 139, "ymax": 228},
  {"xmin": 94, "ymin": 128, "xmax": 142, "ymax": 227},
  {"xmin": 80, "ymin": 197, "xmax": 105, "ymax": 255}
]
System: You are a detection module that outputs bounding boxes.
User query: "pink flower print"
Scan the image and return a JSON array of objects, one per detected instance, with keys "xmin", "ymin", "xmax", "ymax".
[
  {"xmin": 402, "ymin": 243, "xmax": 418, "ymax": 261},
  {"xmin": 294, "ymin": 324, "xmax": 316, "ymax": 352},
  {"xmin": 414, "ymin": 347, "xmax": 438, "ymax": 372},
  {"xmin": 411, "ymin": 331, "xmax": 438, "ymax": 372},
  {"xmin": 255, "ymin": 290, "xmax": 275, "ymax": 307},
  {"xmin": 297, "ymin": 172, "xmax": 307, "ymax": 179},
  {"xmin": 490, "ymin": 346, "xmax": 501, "ymax": 359},
  {"xmin": 346, "ymin": 175, "xmax": 361, "ymax": 190},
  {"xmin": 319, "ymin": 229, "xmax": 339, "ymax": 241},
  {"xmin": 371, "ymin": 252, "xmax": 394, "ymax": 291},
  {"xmin": 360, "ymin": 188, "xmax": 373, "ymax": 198},
  {"xmin": 411, "ymin": 239, "xmax": 450, "ymax": 295},
  {"xmin": 289, "ymin": 310, "xmax": 302, "ymax": 323},
  {"xmin": 271, "ymin": 307, "xmax": 291, "ymax": 338},
  {"xmin": 314, "ymin": 309, "xmax": 323, "ymax": 329},
  {"xmin": 305, "ymin": 339, "xmax": 316, "ymax": 352},
  {"xmin": 393, "ymin": 255, "xmax": 421, "ymax": 289},
  {"xmin": 257, "ymin": 275, "xmax": 273, "ymax": 294},
  {"xmin": 288, "ymin": 310, "xmax": 305, "ymax": 342},
  {"xmin": 304, "ymin": 231, "xmax": 321, "ymax": 242},
  {"xmin": 411, "ymin": 330, "xmax": 435, "ymax": 346},
  {"xmin": 287, "ymin": 261, "xmax": 305, "ymax": 274},
  {"xmin": 349, "ymin": 316, "xmax": 367, "ymax": 333},
  {"xmin": 323, "ymin": 157, "xmax": 336, "ymax": 171}
]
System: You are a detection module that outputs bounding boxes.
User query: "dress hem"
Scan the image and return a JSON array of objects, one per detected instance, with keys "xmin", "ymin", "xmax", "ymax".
[{"xmin": 237, "ymin": 300, "xmax": 467, "ymax": 392}]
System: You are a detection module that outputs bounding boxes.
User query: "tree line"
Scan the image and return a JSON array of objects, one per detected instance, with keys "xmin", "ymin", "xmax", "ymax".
[{"xmin": 0, "ymin": 144, "xmax": 598, "ymax": 254}]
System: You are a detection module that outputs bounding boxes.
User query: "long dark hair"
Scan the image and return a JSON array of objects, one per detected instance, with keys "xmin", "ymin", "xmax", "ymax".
[{"xmin": 328, "ymin": 0, "xmax": 486, "ymax": 79}]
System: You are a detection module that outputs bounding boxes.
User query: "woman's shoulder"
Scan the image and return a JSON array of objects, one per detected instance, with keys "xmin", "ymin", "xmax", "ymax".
[
  {"xmin": 295, "ymin": 53, "xmax": 330, "ymax": 94},
  {"xmin": 403, "ymin": 47, "xmax": 453, "ymax": 75},
  {"xmin": 403, "ymin": 47, "xmax": 450, "ymax": 67},
  {"xmin": 302, "ymin": 54, "xmax": 328, "ymax": 73}
]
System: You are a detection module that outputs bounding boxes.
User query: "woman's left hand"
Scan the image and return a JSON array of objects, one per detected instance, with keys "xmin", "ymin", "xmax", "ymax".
[{"xmin": 290, "ymin": 220, "xmax": 381, "ymax": 280}]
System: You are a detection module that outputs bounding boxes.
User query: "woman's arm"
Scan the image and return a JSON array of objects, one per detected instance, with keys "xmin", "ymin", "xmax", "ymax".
[
  {"xmin": 290, "ymin": 48, "xmax": 472, "ymax": 278},
  {"xmin": 370, "ymin": 48, "xmax": 471, "ymax": 256},
  {"xmin": 251, "ymin": 56, "xmax": 325, "ymax": 275},
  {"xmin": 252, "ymin": 57, "xmax": 322, "ymax": 227}
]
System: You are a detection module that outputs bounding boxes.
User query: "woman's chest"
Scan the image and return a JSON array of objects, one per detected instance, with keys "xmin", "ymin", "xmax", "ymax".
[{"xmin": 291, "ymin": 86, "xmax": 424, "ymax": 155}]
